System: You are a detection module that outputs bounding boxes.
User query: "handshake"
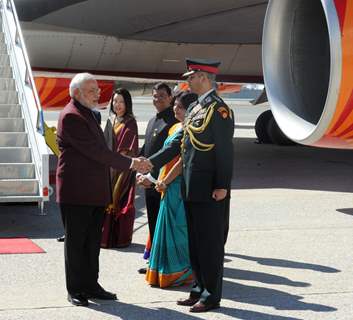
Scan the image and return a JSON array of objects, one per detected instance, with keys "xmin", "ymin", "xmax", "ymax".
[{"xmin": 131, "ymin": 157, "xmax": 153, "ymax": 174}]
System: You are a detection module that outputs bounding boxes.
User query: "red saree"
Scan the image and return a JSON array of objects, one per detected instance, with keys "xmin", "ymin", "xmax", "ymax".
[{"xmin": 101, "ymin": 116, "xmax": 138, "ymax": 248}]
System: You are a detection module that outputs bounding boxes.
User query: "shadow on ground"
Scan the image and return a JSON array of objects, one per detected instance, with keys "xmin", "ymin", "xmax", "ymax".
[
  {"xmin": 227, "ymin": 253, "xmax": 340, "ymax": 273},
  {"xmin": 88, "ymin": 300, "xmax": 305, "ymax": 320},
  {"xmin": 223, "ymin": 279, "xmax": 336, "ymax": 312},
  {"xmin": 0, "ymin": 185, "xmax": 147, "ymax": 240},
  {"xmin": 233, "ymin": 139, "xmax": 353, "ymax": 193},
  {"xmin": 224, "ymin": 267, "xmax": 310, "ymax": 287},
  {"xmin": 336, "ymin": 208, "xmax": 353, "ymax": 216},
  {"xmin": 220, "ymin": 253, "xmax": 337, "ymax": 314}
]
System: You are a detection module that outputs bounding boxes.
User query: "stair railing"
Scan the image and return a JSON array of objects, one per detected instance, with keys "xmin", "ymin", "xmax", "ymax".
[{"xmin": 0, "ymin": 0, "xmax": 50, "ymax": 209}]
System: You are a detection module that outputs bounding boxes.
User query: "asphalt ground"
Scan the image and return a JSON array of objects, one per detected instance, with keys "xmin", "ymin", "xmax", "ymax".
[{"xmin": 1, "ymin": 120, "xmax": 353, "ymax": 319}]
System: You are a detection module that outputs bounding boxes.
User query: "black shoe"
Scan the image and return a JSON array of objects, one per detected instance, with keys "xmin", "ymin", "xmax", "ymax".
[
  {"xmin": 57, "ymin": 235, "xmax": 65, "ymax": 242},
  {"xmin": 85, "ymin": 286, "xmax": 117, "ymax": 300},
  {"xmin": 138, "ymin": 267, "xmax": 147, "ymax": 274},
  {"xmin": 189, "ymin": 301, "xmax": 220, "ymax": 313},
  {"xmin": 177, "ymin": 297, "xmax": 199, "ymax": 306},
  {"xmin": 67, "ymin": 293, "xmax": 89, "ymax": 307}
]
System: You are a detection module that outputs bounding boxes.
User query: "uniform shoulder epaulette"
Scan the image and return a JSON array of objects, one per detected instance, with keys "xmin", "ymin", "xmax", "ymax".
[
  {"xmin": 211, "ymin": 93, "xmax": 223, "ymax": 103},
  {"xmin": 202, "ymin": 95, "xmax": 213, "ymax": 106}
]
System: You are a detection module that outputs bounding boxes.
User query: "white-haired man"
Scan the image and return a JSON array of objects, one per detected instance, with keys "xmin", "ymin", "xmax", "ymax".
[{"xmin": 56, "ymin": 73, "xmax": 151, "ymax": 306}]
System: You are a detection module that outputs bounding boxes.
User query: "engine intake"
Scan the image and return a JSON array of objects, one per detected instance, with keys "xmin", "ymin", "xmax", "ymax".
[{"xmin": 263, "ymin": 0, "xmax": 344, "ymax": 147}]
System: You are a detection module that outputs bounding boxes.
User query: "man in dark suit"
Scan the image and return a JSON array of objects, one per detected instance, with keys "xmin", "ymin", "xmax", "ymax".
[
  {"xmin": 56, "ymin": 73, "xmax": 151, "ymax": 307},
  {"xmin": 56, "ymin": 108, "xmax": 102, "ymax": 243},
  {"xmin": 177, "ymin": 59, "xmax": 234, "ymax": 312},
  {"xmin": 137, "ymin": 82, "xmax": 178, "ymax": 274}
]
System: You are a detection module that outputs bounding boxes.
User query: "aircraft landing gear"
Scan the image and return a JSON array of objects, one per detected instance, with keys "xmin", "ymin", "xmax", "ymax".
[{"xmin": 255, "ymin": 110, "xmax": 295, "ymax": 146}]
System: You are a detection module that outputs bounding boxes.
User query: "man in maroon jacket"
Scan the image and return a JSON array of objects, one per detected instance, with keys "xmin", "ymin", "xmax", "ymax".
[{"xmin": 56, "ymin": 73, "xmax": 151, "ymax": 307}]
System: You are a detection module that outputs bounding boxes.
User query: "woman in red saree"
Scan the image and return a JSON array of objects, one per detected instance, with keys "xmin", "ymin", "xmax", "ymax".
[{"xmin": 101, "ymin": 88, "xmax": 138, "ymax": 248}]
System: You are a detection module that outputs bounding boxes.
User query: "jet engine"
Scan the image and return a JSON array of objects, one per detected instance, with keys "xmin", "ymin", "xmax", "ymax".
[{"xmin": 262, "ymin": 0, "xmax": 353, "ymax": 148}]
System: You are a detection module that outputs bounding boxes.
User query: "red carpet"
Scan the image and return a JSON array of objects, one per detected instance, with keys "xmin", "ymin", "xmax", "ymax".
[{"xmin": 0, "ymin": 238, "xmax": 45, "ymax": 254}]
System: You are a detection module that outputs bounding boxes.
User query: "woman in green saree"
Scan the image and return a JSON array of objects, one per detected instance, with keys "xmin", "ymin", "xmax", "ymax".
[{"xmin": 146, "ymin": 92, "xmax": 198, "ymax": 287}]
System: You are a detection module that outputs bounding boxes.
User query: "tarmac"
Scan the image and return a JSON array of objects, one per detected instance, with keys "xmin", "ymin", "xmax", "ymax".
[{"xmin": 1, "ymin": 126, "xmax": 353, "ymax": 319}]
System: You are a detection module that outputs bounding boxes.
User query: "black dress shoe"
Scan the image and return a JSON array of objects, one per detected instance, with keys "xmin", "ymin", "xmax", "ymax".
[
  {"xmin": 85, "ymin": 287, "xmax": 117, "ymax": 300},
  {"xmin": 177, "ymin": 297, "xmax": 199, "ymax": 306},
  {"xmin": 138, "ymin": 267, "xmax": 147, "ymax": 274},
  {"xmin": 57, "ymin": 235, "xmax": 65, "ymax": 242},
  {"xmin": 67, "ymin": 293, "xmax": 89, "ymax": 307},
  {"xmin": 189, "ymin": 301, "xmax": 220, "ymax": 313}
]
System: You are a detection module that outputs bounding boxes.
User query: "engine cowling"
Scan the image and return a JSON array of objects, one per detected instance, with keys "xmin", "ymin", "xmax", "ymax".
[{"xmin": 263, "ymin": 0, "xmax": 353, "ymax": 148}]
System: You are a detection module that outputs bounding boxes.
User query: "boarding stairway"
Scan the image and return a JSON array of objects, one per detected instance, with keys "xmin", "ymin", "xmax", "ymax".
[{"xmin": 0, "ymin": 0, "xmax": 50, "ymax": 213}]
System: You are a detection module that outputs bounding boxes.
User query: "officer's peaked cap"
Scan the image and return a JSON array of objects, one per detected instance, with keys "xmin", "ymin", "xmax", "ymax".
[{"xmin": 182, "ymin": 58, "xmax": 221, "ymax": 77}]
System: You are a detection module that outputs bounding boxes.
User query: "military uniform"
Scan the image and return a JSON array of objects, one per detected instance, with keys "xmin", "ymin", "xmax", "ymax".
[{"xmin": 181, "ymin": 59, "xmax": 234, "ymax": 308}]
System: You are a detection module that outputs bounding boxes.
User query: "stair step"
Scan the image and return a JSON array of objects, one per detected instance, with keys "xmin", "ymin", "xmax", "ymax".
[
  {"xmin": 0, "ymin": 54, "xmax": 10, "ymax": 66},
  {"xmin": 0, "ymin": 147, "xmax": 31, "ymax": 163},
  {"xmin": 0, "ymin": 195, "xmax": 42, "ymax": 202},
  {"xmin": 0, "ymin": 66, "xmax": 13, "ymax": 78},
  {"xmin": 0, "ymin": 179, "xmax": 38, "ymax": 196},
  {"xmin": 0, "ymin": 163, "xmax": 35, "ymax": 179},
  {"xmin": 0, "ymin": 79, "xmax": 16, "ymax": 91},
  {"xmin": 0, "ymin": 118, "xmax": 24, "ymax": 132},
  {"xmin": 0, "ymin": 132, "xmax": 28, "ymax": 147},
  {"xmin": 0, "ymin": 104, "xmax": 21, "ymax": 118},
  {"xmin": 0, "ymin": 91, "xmax": 18, "ymax": 104}
]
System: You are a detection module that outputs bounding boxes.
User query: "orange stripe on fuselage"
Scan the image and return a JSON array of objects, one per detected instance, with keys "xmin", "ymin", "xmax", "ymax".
[
  {"xmin": 332, "ymin": 89, "xmax": 353, "ymax": 138},
  {"xmin": 40, "ymin": 78, "xmax": 58, "ymax": 106},
  {"xmin": 44, "ymin": 88, "xmax": 70, "ymax": 107},
  {"xmin": 35, "ymin": 77, "xmax": 114, "ymax": 109},
  {"xmin": 334, "ymin": 0, "xmax": 347, "ymax": 31},
  {"xmin": 328, "ymin": 0, "xmax": 353, "ymax": 136},
  {"xmin": 34, "ymin": 77, "xmax": 45, "ymax": 96}
]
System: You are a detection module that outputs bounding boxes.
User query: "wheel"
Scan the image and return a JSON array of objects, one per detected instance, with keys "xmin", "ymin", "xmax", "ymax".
[
  {"xmin": 255, "ymin": 110, "xmax": 273, "ymax": 143},
  {"xmin": 267, "ymin": 116, "xmax": 296, "ymax": 145}
]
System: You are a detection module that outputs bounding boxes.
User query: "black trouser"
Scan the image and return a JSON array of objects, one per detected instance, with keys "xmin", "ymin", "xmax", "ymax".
[
  {"xmin": 224, "ymin": 197, "xmax": 230, "ymax": 244},
  {"xmin": 184, "ymin": 200, "xmax": 226, "ymax": 305},
  {"xmin": 60, "ymin": 204, "xmax": 105, "ymax": 294},
  {"xmin": 145, "ymin": 190, "xmax": 161, "ymax": 243}
]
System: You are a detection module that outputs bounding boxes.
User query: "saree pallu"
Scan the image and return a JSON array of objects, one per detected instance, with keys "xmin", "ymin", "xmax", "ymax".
[
  {"xmin": 101, "ymin": 169, "xmax": 136, "ymax": 248},
  {"xmin": 146, "ymin": 126, "xmax": 193, "ymax": 287},
  {"xmin": 101, "ymin": 117, "xmax": 138, "ymax": 248}
]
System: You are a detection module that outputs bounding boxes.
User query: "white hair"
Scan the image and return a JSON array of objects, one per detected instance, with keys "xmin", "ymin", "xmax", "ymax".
[{"xmin": 69, "ymin": 73, "xmax": 95, "ymax": 98}]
